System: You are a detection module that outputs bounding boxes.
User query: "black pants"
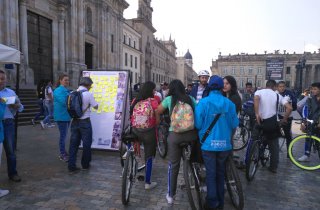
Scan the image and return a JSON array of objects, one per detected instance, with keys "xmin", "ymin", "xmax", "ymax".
[{"xmin": 278, "ymin": 115, "xmax": 292, "ymax": 151}]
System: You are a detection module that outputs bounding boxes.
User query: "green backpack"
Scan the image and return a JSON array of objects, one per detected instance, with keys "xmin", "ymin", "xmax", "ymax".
[{"xmin": 170, "ymin": 101, "xmax": 194, "ymax": 133}]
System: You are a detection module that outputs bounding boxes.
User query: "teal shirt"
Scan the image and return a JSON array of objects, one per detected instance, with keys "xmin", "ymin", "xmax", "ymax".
[
  {"xmin": 53, "ymin": 85, "xmax": 71, "ymax": 121},
  {"xmin": 161, "ymin": 95, "xmax": 197, "ymax": 131}
]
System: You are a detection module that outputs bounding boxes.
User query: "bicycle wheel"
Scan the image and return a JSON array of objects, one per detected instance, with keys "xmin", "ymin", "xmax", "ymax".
[
  {"xmin": 288, "ymin": 135, "xmax": 320, "ymax": 170},
  {"xmin": 233, "ymin": 125, "xmax": 249, "ymax": 151},
  {"xmin": 183, "ymin": 157, "xmax": 201, "ymax": 210},
  {"xmin": 157, "ymin": 124, "xmax": 168, "ymax": 158},
  {"xmin": 260, "ymin": 144, "xmax": 270, "ymax": 167},
  {"xmin": 245, "ymin": 141, "xmax": 259, "ymax": 181},
  {"xmin": 225, "ymin": 156, "xmax": 244, "ymax": 210},
  {"xmin": 122, "ymin": 151, "xmax": 134, "ymax": 205}
]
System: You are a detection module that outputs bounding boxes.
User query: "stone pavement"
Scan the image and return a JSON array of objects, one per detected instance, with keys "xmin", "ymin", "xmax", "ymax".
[{"xmin": 0, "ymin": 118, "xmax": 319, "ymax": 210}]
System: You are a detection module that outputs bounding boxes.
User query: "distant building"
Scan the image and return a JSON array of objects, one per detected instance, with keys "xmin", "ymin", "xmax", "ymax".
[
  {"xmin": 177, "ymin": 50, "xmax": 197, "ymax": 86},
  {"xmin": 210, "ymin": 50, "xmax": 320, "ymax": 90}
]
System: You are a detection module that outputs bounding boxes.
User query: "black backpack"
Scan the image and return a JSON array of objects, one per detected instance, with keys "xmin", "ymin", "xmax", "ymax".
[{"xmin": 66, "ymin": 90, "xmax": 89, "ymax": 118}]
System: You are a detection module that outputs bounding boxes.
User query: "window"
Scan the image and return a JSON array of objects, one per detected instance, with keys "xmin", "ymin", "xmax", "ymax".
[
  {"xmin": 130, "ymin": 55, "xmax": 133, "ymax": 67},
  {"xmin": 135, "ymin": 57, "xmax": 137, "ymax": 69},
  {"xmin": 232, "ymin": 67, "xmax": 235, "ymax": 75},
  {"xmin": 125, "ymin": 53, "xmax": 127, "ymax": 66},
  {"xmin": 248, "ymin": 79, "xmax": 253, "ymax": 83},
  {"xmin": 86, "ymin": 7, "xmax": 92, "ymax": 32},
  {"xmin": 240, "ymin": 67, "xmax": 244, "ymax": 75},
  {"xmin": 129, "ymin": 38, "xmax": 131, "ymax": 47},
  {"xmin": 223, "ymin": 68, "xmax": 228, "ymax": 75},
  {"xmin": 123, "ymin": 35, "xmax": 126, "ymax": 44},
  {"xmin": 258, "ymin": 67, "xmax": 262, "ymax": 74},
  {"xmin": 286, "ymin": 81, "xmax": 290, "ymax": 87},
  {"xmin": 134, "ymin": 41, "xmax": 136, "ymax": 49},
  {"xmin": 248, "ymin": 67, "xmax": 253, "ymax": 75},
  {"xmin": 135, "ymin": 72, "xmax": 138, "ymax": 83},
  {"xmin": 257, "ymin": 80, "xmax": 261, "ymax": 87},
  {"xmin": 111, "ymin": 34, "xmax": 114, "ymax": 53},
  {"xmin": 286, "ymin": 67, "xmax": 291, "ymax": 74},
  {"xmin": 240, "ymin": 79, "xmax": 244, "ymax": 88},
  {"xmin": 152, "ymin": 73, "xmax": 155, "ymax": 82}
]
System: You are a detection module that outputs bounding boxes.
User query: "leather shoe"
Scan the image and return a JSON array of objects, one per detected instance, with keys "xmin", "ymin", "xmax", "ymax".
[{"xmin": 9, "ymin": 174, "xmax": 21, "ymax": 182}]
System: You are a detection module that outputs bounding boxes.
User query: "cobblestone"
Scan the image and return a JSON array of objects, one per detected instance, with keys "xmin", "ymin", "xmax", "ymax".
[{"xmin": 0, "ymin": 119, "xmax": 319, "ymax": 209}]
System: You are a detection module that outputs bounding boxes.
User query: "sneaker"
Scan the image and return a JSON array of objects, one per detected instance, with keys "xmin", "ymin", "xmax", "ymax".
[
  {"xmin": 31, "ymin": 119, "xmax": 35, "ymax": 126},
  {"xmin": 298, "ymin": 155, "xmax": 310, "ymax": 162},
  {"xmin": 122, "ymin": 151, "xmax": 127, "ymax": 159},
  {"xmin": 9, "ymin": 174, "xmax": 21, "ymax": 182},
  {"xmin": 40, "ymin": 121, "xmax": 45, "ymax": 129},
  {"xmin": 0, "ymin": 189, "xmax": 9, "ymax": 198},
  {"xmin": 166, "ymin": 194, "xmax": 174, "ymax": 204},
  {"xmin": 59, "ymin": 154, "xmax": 69, "ymax": 162},
  {"xmin": 68, "ymin": 167, "xmax": 80, "ymax": 175},
  {"xmin": 145, "ymin": 182, "xmax": 157, "ymax": 190},
  {"xmin": 47, "ymin": 124, "xmax": 55, "ymax": 128}
]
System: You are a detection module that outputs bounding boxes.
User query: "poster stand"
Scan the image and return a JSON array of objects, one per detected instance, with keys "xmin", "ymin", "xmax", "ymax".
[{"xmin": 81, "ymin": 69, "xmax": 131, "ymax": 151}]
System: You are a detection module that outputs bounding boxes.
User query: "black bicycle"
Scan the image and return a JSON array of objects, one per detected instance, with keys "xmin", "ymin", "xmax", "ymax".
[
  {"xmin": 233, "ymin": 112, "xmax": 251, "ymax": 151},
  {"xmin": 121, "ymin": 129, "xmax": 145, "ymax": 205},
  {"xmin": 245, "ymin": 126, "xmax": 270, "ymax": 181},
  {"xmin": 157, "ymin": 115, "xmax": 169, "ymax": 158},
  {"xmin": 182, "ymin": 143, "xmax": 244, "ymax": 210}
]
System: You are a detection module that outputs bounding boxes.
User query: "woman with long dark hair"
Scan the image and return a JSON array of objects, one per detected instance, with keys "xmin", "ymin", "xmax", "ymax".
[
  {"xmin": 223, "ymin": 75, "xmax": 242, "ymax": 113},
  {"xmin": 156, "ymin": 79, "xmax": 197, "ymax": 204},
  {"xmin": 53, "ymin": 74, "xmax": 71, "ymax": 162},
  {"xmin": 130, "ymin": 81, "xmax": 159, "ymax": 190}
]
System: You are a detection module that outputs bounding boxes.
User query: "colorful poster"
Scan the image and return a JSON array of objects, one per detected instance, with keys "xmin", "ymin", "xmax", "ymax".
[{"xmin": 82, "ymin": 70, "xmax": 130, "ymax": 150}]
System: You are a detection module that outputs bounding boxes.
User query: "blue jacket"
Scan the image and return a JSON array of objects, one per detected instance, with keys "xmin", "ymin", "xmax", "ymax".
[
  {"xmin": 53, "ymin": 85, "xmax": 71, "ymax": 121},
  {"xmin": 189, "ymin": 83, "xmax": 210, "ymax": 100},
  {"xmin": 195, "ymin": 91, "xmax": 239, "ymax": 151}
]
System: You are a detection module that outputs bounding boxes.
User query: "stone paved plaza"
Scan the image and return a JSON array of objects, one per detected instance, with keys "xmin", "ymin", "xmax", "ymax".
[{"xmin": 0, "ymin": 119, "xmax": 319, "ymax": 210}]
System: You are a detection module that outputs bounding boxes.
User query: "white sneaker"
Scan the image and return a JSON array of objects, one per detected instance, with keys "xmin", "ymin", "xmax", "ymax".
[
  {"xmin": 122, "ymin": 151, "xmax": 127, "ymax": 159},
  {"xmin": 47, "ymin": 124, "xmax": 55, "ymax": 128},
  {"xmin": 0, "ymin": 189, "xmax": 9, "ymax": 198},
  {"xmin": 40, "ymin": 121, "xmax": 45, "ymax": 129},
  {"xmin": 145, "ymin": 182, "xmax": 157, "ymax": 190},
  {"xmin": 166, "ymin": 193, "xmax": 174, "ymax": 204},
  {"xmin": 298, "ymin": 155, "xmax": 310, "ymax": 162}
]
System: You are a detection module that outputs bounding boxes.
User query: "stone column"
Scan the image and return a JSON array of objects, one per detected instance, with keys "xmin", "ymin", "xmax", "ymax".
[
  {"xmin": 78, "ymin": 0, "xmax": 85, "ymax": 64},
  {"xmin": 58, "ymin": 6, "xmax": 66, "ymax": 72},
  {"xmin": 19, "ymin": 0, "xmax": 28, "ymax": 65}
]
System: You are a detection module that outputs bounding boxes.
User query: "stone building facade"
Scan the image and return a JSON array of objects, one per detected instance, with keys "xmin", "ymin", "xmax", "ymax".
[
  {"xmin": 211, "ymin": 50, "xmax": 320, "ymax": 90},
  {"xmin": 0, "ymin": 0, "xmax": 129, "ymax": 88},
  {"xmin": 122, "ymin": 22, "xmax": 142, "ymax": 85}
]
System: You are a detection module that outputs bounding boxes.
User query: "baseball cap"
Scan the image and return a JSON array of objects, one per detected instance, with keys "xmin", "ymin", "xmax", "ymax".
[{"xmin": 208, "ymin": 75, "xmax": 223, "ymax": 90}]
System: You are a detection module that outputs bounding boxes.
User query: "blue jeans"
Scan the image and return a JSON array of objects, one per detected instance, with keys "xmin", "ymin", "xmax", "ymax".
[
  {"xmin": 43, "ymin": 100, "xmax": 53, "ymax": 125},
  {"xmin": 202, "ymin": 150, "xmax": 231, "ymax": 209},
  {"xmin": 2, "ymin": 119, "xmax": 18, "ymax": 178},
  {"xmin": 68, "ymin": 118, "xmax": 92, "ymax": 170},
  {"xmin": 33, "ymin": 99, "xmax": 45, "ymax": 121},
  {"xmin": 57, "ymin": 121, "xmax": 70, "ymax": 155}
]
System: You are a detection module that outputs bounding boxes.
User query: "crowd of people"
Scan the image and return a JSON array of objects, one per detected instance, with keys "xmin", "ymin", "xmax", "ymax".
[{"xmin": 0, "ymin": 67, "xmax": 318, "ymax": 210}]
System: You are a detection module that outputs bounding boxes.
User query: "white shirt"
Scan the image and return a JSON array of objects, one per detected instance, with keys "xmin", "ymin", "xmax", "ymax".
[
  {"xmin": 45, "ymin": 86, "xmax": 53, "ymax": 101},
  {"xmin": 255, "ymin": 88, "xmax": 289, "ymax": 120},
  {"xmin": 196, "ymin": 85, "xmax": 205, "ymax": 103},
  {"xmin": 77, "ymin": 86, "xmax": 98, "ymax": 119}
]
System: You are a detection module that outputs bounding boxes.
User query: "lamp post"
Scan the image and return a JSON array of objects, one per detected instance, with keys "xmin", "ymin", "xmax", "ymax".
[{"xmin": 296, "ymin": 56, "xmax": 306, "ymax": 94}]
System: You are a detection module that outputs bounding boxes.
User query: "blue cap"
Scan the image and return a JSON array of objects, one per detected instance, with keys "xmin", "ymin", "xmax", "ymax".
[{"xmin": 208, "ymin": 75, "xmax": 224, "ymax": 90}]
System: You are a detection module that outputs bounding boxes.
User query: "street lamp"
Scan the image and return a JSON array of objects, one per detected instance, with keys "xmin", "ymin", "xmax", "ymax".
[{"xmin": 296, "ymin": 56, "xmax": 306, "ymax": 94}]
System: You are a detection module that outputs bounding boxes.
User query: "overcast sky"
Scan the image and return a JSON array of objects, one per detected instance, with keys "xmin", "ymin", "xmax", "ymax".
[{"xmin": 124, "ymin": 0, "xmax": 320, "ymax": 73}]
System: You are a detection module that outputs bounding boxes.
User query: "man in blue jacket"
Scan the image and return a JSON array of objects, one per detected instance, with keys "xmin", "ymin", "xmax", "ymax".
[
  {"xmin": 190, "ymin": 70, "xmax": 210, "ymax": 103},
  {"xmin": 195, "ymin": 75, "xmax": 239, "ymax": 210}
]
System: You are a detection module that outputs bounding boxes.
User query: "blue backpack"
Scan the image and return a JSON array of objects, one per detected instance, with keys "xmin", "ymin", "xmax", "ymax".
[{"xmin": 66, "ymin": 90, "xmax": 88, "ymax": 118}]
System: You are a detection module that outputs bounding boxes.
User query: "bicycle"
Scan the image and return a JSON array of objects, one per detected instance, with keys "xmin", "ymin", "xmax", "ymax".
[
  {"xmin": 121, "ymin": 129, "xmax": 146, "ymax": 205},
  {"xmin": 157, "ymin": 115, "xmax": 169, "ymax": 158},
  {"xmin": 288, "ymin": 118, "xmax": 320, "ymax": 170},
  {"xmin": 233, "ymin": 112, "xmax": 250, "ymax": 151},
  {"xmin": 182, "ymin": 142, "xmax": 244, "ymax": 210},
  {"xmin": 245, "ymin": 125, "xmax": 270, "ymax": 181}
]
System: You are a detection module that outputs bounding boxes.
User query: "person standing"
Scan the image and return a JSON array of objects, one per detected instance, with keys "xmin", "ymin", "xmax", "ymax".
[
  {"xmin": 53, "ymin": 74, "xmax": 71, "ymax": 162},
  {"xmin": 0, "ymin": 70, "xmax": 24, "ymax": 182},
  {"xmin": 68, "ymin": 77, "xmax": 98, "ymax": 174},
  {"xmin": 31, "ymin": 79, "xmax": 45, "ymax": 125},
  {"xmin": 195, "ymin": 75, "xmax": 239, "ymax": 210},
  {"xmin": 190, "ymin": 70, "xmax": 210, "ymax": 103},
  {"xmin": 156, "ymin": 80, "xmax": 197, "ymax": 204},
  {"xmin": 159, "ymin": 82, "xmax": 169, "ymax": 101},
  {"xmin": 242, "ymin": 82, "xmax": 254, "ymax": 104},
  {"xmin": 277, "ymin": 81, "xmax": 296, "ymax": 157},
  {"xmin": 0, "ymin": 98, "xmax": 9, "ymax": 197},
  {"xmin": 222, "ymin": 75, "xmax": 242, "ymax": 113},
  {"xmin": 254, "ymin": 80, "xmax": 292, "ymax": 173},
  {"xmin": 41, "ymin": 80, "xmax": 54, "ymax": 128},
  {"xmin": 131, "ymin": 81, "xmax": 159, "ymax": 190}
]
